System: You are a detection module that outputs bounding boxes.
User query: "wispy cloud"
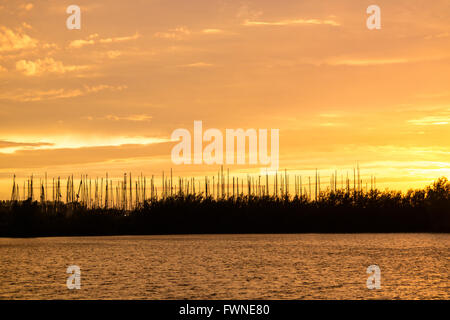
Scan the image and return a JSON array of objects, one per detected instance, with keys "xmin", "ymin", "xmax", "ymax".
[
  {"xmin": 243, "ymin": 18, "xmax": 340, "ymax": 27},
  {"xmin": 104, "ymin": 114, "xmax": 153, "ymax": 122},
  {"xmin": 0, "ymin": 136, "xmax": 169, "ymax": 155},
  {"xmin": 104, "ymin": 50, "xmax": 122, "ymax": 59},
  {"xmin": 69, "ymin": 33, "xmax": 140, "ymax": 48},
  {"xmin": 407, "ymin": 116, "xmax": 450, "ymax": 126},
  {"xmin": 0, "ymin": 140, "xmax": 53, "ymax": 149},
  {"xmin": 319, "ymin": 122, "xmax": 345, "ymax": 127},
  {"xmin": 154, "ymin": 27, "xmax": 190, "ymax": 40},
  {"xmin": 328, "ymin": 58, "xmax": 409, "ymax": 66},
  {"xmin": 425, "ymin": 32, "xmax": 450, "ymax": 40},
  {"xmin": 325, "ymin": 54, "xmax": 450, "ymax": 67},
  {"xmin": 202, "ymin": 29, "xmax": 224, "ymax": 34},
  {"xmin": 16, "ymin": 57, "xmax": 90, "ymax": 76},
  {"xmin": 0, "ymin": 85, "xmax": 127, "ymax": 102},
  {"xmin": 180, "ymin": 62, "xmax": 214, "ymax": 68},
  {"xmin": 99, "ymin": 33, "xmax": 140, "ymax": 44},
  {"xmin": 69, "ymin": 39, "xmax": 95, "ymax": 49},
  {"xmin": 0, "ymin": 140, "xmax": 53, "ymax": 154}
]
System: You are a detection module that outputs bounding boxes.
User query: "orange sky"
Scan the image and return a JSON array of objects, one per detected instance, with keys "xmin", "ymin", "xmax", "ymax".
[{"xmin": 0, "ymin": 0, "xmax": 449, "ymax": 199}]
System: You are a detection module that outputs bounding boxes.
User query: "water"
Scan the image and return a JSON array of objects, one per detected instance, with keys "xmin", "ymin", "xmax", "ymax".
[{"xmin": 0, "ymin": 234, "xmax": 448, "ymax": 299}]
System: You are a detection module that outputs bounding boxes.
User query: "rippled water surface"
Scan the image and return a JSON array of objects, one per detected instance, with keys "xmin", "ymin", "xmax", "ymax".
[{"xmin": 0, "ymin": 234, "xmax": 448, "ymax": 299}]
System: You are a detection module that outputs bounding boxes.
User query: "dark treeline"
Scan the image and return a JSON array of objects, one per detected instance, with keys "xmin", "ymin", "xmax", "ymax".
[{"xmin": 0, "ymin": 177, "xmax": 448, "ymax": 237}]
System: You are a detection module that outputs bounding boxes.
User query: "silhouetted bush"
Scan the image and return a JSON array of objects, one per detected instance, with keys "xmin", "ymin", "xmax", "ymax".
[{"xmin": 0, "ymin": 177, "xmax": 448, "ymax": 236}]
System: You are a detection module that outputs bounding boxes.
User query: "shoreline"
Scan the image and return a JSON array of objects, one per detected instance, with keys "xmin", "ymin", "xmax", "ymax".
[
  {"xmin": 1, "ymin": 231, "xmax": 449, "ymax": 239},
  {"xmin": 2, "ymin": 177, "xmax": 448, "ymax": 237}
]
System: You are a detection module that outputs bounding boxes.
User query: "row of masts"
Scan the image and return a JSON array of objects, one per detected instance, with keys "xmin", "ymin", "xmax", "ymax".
[{"xmin": 10, "ymin": 166, "xmax": 376, "ymax": 210}]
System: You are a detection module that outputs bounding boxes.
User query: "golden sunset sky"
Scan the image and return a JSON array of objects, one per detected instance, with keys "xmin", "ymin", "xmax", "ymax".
[{"xmin": 0, "ymin": 0, "xmax": 449, "ymax": 198}]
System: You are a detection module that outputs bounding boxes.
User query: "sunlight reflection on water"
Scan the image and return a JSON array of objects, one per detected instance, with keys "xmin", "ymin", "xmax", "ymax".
[{"xmin": 0, "ymin": 234, "xmax": 448, "ymax": 299}]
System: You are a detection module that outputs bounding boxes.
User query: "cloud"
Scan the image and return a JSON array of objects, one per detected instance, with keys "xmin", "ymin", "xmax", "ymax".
[
  {"xmin": 154, "ymin": 27, "xmax": 190, "ymax": 40},
  {"xmin": 324, "ymin": 54, "xmax": 449, "ymax": 67},
  {"xmin": 202, "ymin": 29, "xmax": 224, "ymax": 34},
  {"xmin": 0, "ymin": 140, "xmax": 173, "ymax": 168},
  {"xmin": 105, "ymin": 50, "xmax": 121, "ymax": 59},
  {"xmin": 425, "ymin": 32, "xmax": 450, "ymax": 40},
  {"xmin": 85, "ymin": 84, "xmax": 127, "ymax": 93},
  {"xmin": 328, "ymin": 58, "xmax": 409, "ymax": 66},
  {"xmin": 0, "ymin": 135, "xmax": 166, "ymax": 153},
  {"xmin": 180, "ymin": 62, "xmax": 214, "ymax": 68},
  {"xmin": 407, "ymin": 116, "xmax": 450, "ymax": 126},
  {"xmin": 0, "ymin": 140, "xmax": 54, "ymax": 154},
  {"xmin": 22, "ymin": 22, "xmax": 32, "ymax": 29},
  {"xmin": 319, "ymin": 122, "xmax": 345, "ymax": 127},
  {"xmin": 236, "ymin": 5, "xmax": 263, "ymax": 20},
  {"xmin": 69, "ymin": 39, "xmax": 95, "ymax": 49},
  {"xmin": 99, "ymin": 33, "xmax": 140, "ymax": 44},
  {"xmin": 68, "ymin": 34, "xmax": 97, "ymax": 48},
  {"xmin": 15, "ymin": 57, "xmax": 90, "ymax": 76},
  {"xmin": 243, "ymin": 18, "xmax": 340, "ymax": 27},
  {"xmin": 0, "ymin": 26, "xmax": 38, "ymax": 52},
  {"xmin": 42, "ymin": 43, "xmax": 58, "ymax": 50},
  {"xmin": 0, "ymin": 140, "xmax": 53, "ymax": 149},
  {"xmin": 0, "ymin": 84, "xmax": 127, "ymax": 102},
  {"xmin": 104, "ymin": 114, "xmax": 153, "ymax": 122},
  {"xmin": 69, "ymin": 33, "xmax": 139, "ymax": 48},
  {"xmin": 19, "ymin": 3, "xmax": 33, "ymax": 11}
]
